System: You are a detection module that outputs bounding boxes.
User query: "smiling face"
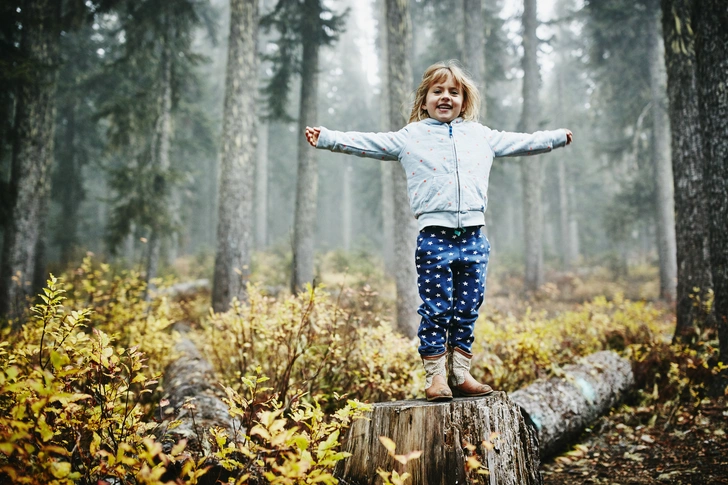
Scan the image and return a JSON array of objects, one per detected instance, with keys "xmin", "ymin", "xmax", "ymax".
[{"xmin": 421, "ymin": 73, "xmax": 464, "ymax": 123}]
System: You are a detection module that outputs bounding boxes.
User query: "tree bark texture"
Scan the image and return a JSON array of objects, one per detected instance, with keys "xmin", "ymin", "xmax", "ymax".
[
  {"xmin": 159, "ymin": 334, "xmax": 241, "ymax": 453},
  {"xmin": 291, "ymin": 0, "xmax": 322, "ymax": 293},
  {"xmin": 255, "ymin": 121, "xmax": 269, "ymax": 248},
  {"xmin": 378, "ymin": 1, "xmax": 395, "ymax": 267},
  {"xmin": 463, "ymin": 0, "xmax": 487, "ymax": 119},
  {"xmin": 660, "ymin": 0, "xmax": 713, "ymax": 340},
  {"xmin": 385, "ymin": 0, "xmax": 420, "ymax": 338},
  {"xmin": 509, "ymin": 350, "xmax": 634, "ymax": 459},
  {"xmin": 647, "ymin": 4, "xmax": 678, "ymax": 302},
  {"xmin": 146, "ymin": 30, "xmax": 174, "ymax": 293},
  {"xmin": 335, "ymin": 393, "xmax": 542, "ymax": 485},
  {"xmin": 520, "ymin": 0, "xmax": 544, "ymax": 292},
  {"xmin": 0, "ymin": 0, "xmax": 60, "ymax": 318},
  {"xmin": 212, "ymin": 0, "xmax": 258, "ymax": 311},
  {"xmin": 555, "ymin": 72, "xmax": 578, "ymax": 268},
  {"xmin": 694, "ymin": 0, "xmax": 728, "ymax": 365}
]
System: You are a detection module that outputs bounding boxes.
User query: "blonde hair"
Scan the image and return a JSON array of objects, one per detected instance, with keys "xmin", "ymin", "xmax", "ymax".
[{"xmin": 409, "ymin": 60, "xmax": 481, "ymax": 123}]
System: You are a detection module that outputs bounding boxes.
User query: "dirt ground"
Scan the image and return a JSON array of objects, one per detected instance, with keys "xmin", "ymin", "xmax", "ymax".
[{"xmin": 541, "ymin": 397, "xmax": 728, "ymax": 485}]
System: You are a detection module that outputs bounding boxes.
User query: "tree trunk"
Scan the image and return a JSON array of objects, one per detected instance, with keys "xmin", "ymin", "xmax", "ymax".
[
  {"xmin": 463, "ymin": 0, "xmax": 486, "ymax": 119},
  {"xmin": 291, "ymin": 0, "xmax": 322, "ymax": 293},
  {"xmin": 510, "ymin": 350, "xmax": 635, "ymax": 459},
  {"xmin": 520, "ymin": 0, "xmax": 544, "ymax": 292},
  {"xmin": 255, "ymin": 120, "xmax": 269, "ymax": 249},
  {"xmin": 694, "ymin": 0, "xmax": 728, "ymax": 370},
  {"xmin": 212, "ymin": 0, "xmax": 258, "ymax": 311},
  {"xmin": 55, "ymin": 103, "xmax": 83, "ymax": 265},
  {"xmin": 145, "ymin": 34, "xmax": 173, "ymax": 293},
  {"xmin": 648, "ymin": 3, "xmax": 678, "ymax": 302},
  {"xmin": 378, "ymin": 0, "xmax": 395, "ymax": 267},
  {"xmin": 556, "ymin": 72, "xmax": 577, "ymax": 268},
  {"xmin": 335, "ymin": 393, "xmax": 542, "ymax": 485},
  {"xmin": 343, "ymin": 161, "xmax": 352, "ymax": 251},
  {"xmin": 385, "ymin": 0, "xmax": 419, "ymax": 338},
  {"xmin": 660, "ymin": 0, "xmax": 713, "ymax": 341},
  {"xmin": 0, "ymin": 0, "xmax": 60, "ymax": 318},
  {"xmin": 157, "ymin": 324, "xmax": 240, "ymax": 484}
]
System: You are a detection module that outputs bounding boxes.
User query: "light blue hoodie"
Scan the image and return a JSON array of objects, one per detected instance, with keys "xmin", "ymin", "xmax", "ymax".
[{"xmin": 316, "ymin": 117, "xmax": 568, "ymax": 231}]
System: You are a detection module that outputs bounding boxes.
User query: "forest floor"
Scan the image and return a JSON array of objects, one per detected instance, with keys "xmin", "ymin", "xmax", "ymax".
[
  {"xmin": 485, "ymin": 266, "xmax": 728, "ymax": 485},
  {"xmin": 540, "ymin": 398, "xmax": 728, "ymax": 484}
]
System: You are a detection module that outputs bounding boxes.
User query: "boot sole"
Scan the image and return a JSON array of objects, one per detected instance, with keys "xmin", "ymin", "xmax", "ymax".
[
  {"xmin": 451, "ymin": 389, "xmax": 494, "ymax": 398},
  {"xmin": 426, "ymin": 395, "xmax": 453, "ymax": 402}
]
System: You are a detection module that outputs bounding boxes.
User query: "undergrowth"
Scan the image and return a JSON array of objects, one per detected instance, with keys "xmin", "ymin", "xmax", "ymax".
[{"xmin": 0, "ymin": 253, "xmax": 723, "ymax": 484}]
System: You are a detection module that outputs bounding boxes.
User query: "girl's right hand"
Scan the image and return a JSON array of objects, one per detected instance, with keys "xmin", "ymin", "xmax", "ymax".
[{"xmin": 305, "ymin": 126, "xmax": 321, "ymax": 147}]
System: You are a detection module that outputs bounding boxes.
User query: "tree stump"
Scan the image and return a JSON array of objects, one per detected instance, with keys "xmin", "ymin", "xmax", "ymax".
[
  {"xmin": 509, "ymin": 350, "xmax": 634, "ymax": 458},
  {"xmin": 335, "ymin": 392, "xmax": 542, "ymax": 485}
]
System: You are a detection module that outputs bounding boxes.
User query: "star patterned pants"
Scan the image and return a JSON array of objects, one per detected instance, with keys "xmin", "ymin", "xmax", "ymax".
[{"xmin": 416, "ymin": 225, "xmax": 491, "ymax": 357}]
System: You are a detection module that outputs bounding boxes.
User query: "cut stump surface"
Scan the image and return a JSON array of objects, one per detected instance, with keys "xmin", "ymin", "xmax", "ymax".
[{"xmin": 335, "ymin": 392, "xmax": 542, "ymax": 485}]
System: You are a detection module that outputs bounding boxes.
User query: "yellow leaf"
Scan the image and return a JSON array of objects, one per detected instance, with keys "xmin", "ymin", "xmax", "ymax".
[
  {"xmin": 50, "ymin": 461, "xmax": 71, "ymax": 479},
  {"xmin": 379, "ymin": 436, "xmax": 396, "ymax": 454}
]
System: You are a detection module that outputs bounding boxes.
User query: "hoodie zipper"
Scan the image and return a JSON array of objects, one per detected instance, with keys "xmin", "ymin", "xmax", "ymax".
[{"xmin": 449, "ymin": 122, "xmax": 462, "ymax": 232}]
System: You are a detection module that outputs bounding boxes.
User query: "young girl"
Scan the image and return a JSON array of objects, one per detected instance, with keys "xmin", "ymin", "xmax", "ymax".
[{"xmin": 305, "ymin": 61, "xmax": 573, "ymax": 401}]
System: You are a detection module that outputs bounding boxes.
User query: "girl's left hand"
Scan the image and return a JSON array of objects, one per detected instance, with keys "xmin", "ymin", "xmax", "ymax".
[{"xmin": 565, "ymin": 129, "xmax": 573, "ymax": 145}]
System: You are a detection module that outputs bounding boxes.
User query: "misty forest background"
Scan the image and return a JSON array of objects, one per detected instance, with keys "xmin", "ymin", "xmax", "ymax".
[
  {"xmin": 1, "ymin": 0, "xmax": 728, "ymax": 482},
  {"xmin": 2, "ymin": 0, "xmax": 728, "ymax": 370}
]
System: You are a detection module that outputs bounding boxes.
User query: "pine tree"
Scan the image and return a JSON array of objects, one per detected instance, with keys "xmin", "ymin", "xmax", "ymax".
[
  {"xmin": 261, "ymin": 0, "xmax": 347, "ymax": 293},
  {"xmin": 212, "ymin": 0, "xmax": 259, "ymax": 311}
]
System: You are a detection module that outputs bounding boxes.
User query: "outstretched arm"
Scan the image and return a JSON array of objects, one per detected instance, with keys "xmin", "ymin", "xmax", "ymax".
[
  {"xmin": 304, "ymin": 125, "xmax": 409, "ymax": 161},
  {"xmin": 487, "ymin": 127, "xmax": 572, "ymax": 158}
]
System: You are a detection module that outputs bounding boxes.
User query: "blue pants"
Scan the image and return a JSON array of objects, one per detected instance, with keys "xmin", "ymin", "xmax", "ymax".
[{"xmin": 416, "ymin": 226, "xmax": 491, "ymax": 357}]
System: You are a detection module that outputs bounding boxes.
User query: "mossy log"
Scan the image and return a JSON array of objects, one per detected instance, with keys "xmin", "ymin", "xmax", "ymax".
[
  {"xmin": 509, "ymin": 350, "xmax": 634, "ymax": 458},
  {"xmin": 335, "ymin": 392, "xmax": 542, "ymax": 485}
]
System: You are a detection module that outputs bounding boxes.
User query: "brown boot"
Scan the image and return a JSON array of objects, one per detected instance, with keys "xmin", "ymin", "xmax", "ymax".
[
  {"xmin": 422, "ymin": 353, "xmax": 453, "ymax": 402},
  {"xmin": 448, "ymin": 347, "xmax": 493, "ymax": 398}
]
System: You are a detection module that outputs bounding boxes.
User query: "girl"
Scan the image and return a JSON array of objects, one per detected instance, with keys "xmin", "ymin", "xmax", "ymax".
[{"xmin": 305, "ymin": 61, "xmax": 573, "ymax": 401}]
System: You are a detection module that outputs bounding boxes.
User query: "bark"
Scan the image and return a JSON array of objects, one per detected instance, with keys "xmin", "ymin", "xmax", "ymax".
[
  {"xmin": 556, "ymin": 72, "xmax": 577, "ymax": 268},
  {"xmin": 463, "ymin": 0, "xmax": 487, "ymax": 119},
  {"xmin": 385, "ymin": 0, "xmax": 419, "ymax": 338},
  {"xmin": 379, "ymin": 1, "xmax": 394, "ymax": 267},
  {"xmin": 157, "ymin": 324, "xmax": 240, "ymax": 483},
  {"xmin": 291, "ymin": 0, "xmax": 322, "ymax": 293},
  {"xmin": 255, "ymin": 120, "xmax": 269, "ymax": 248},
  {"xmin": 335, "ymin": 393, "xmax": 542, "ymax": 485},
  {"xmin": 56, "ymin": 104, "xmax": 83, "ymax": 265},
  {"xmin": 648, "ymin": 3, "xmax": 678, "ymax": 302},
  {"xmin": 510, "ymin": 350, "xmax": 635, "ymax": 458},
  {"xmin": 146, "ymin": 31, "xmax": 173, "ymax": 293},
  {"xmin": 212, "ymin": 0, "xmax": 258, "ymax": 311},
  {"xmin": 520, "ymin": 0, "xmax": 544, "ymax": 291},
  {"xmin": 0, "ymin": 0, "xmax": 60, "ymax": 318},
  {"xmin": 343, "ymin": 161, "xmax": 352, "ymax": 251},
  {"xmin": 694, "ymin": 0, "xmax": 728, "ymax": 368},
  {"xmin": 660, "ymin": 0, "xmax": 713, "ymax": 341}
]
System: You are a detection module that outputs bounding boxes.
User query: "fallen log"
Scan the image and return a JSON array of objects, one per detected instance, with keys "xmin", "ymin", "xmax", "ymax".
[
  {"xmin": 335, "ymin": 392, "xmax": 542, "ymax": 485},
  {"xmin": 158, "ymin": 324, "xmax": 241, "ymax": 454},
  {"xmin": 509, "ymin": 350, "xmax": 634, "ymax": 458}
]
